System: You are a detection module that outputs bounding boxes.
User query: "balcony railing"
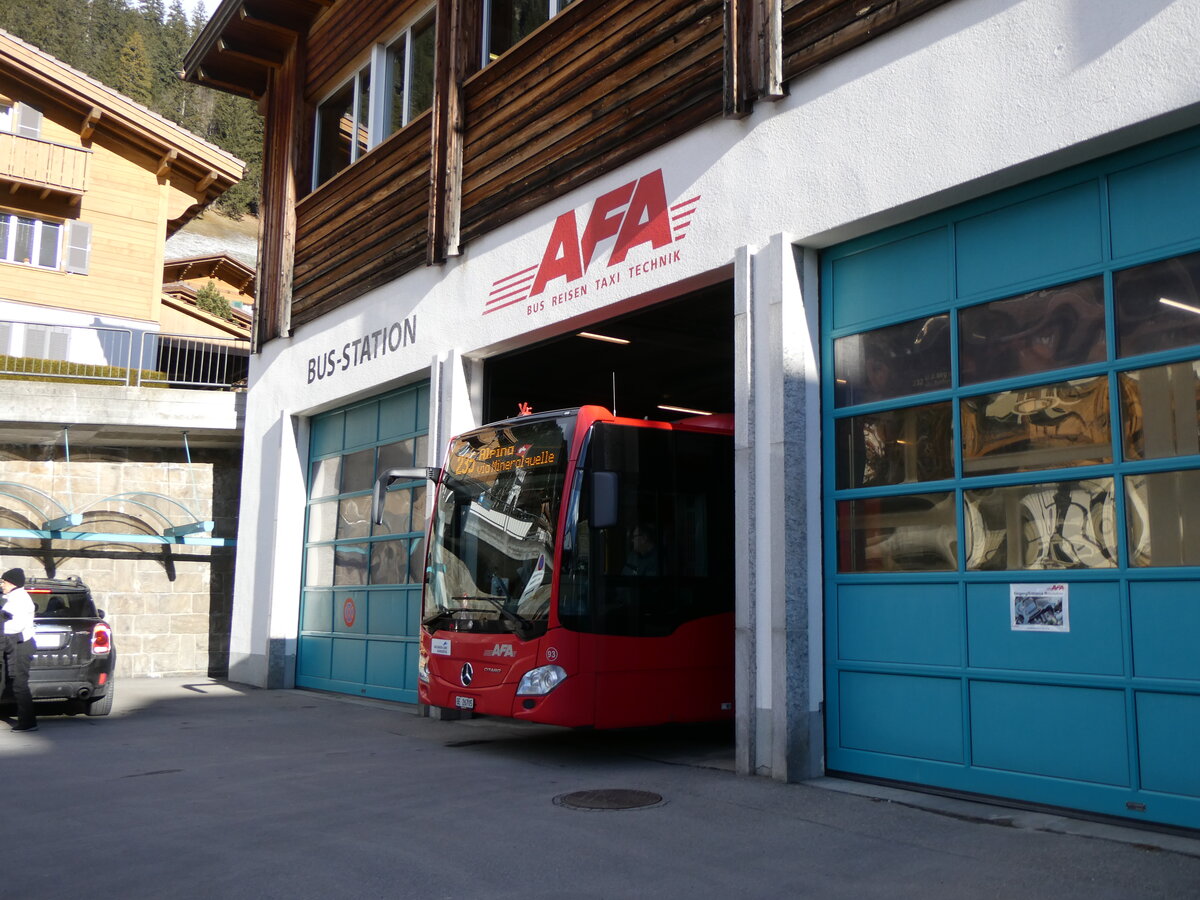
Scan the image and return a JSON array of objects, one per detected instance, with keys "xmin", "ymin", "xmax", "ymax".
[
  {"xmin": 0, "ymin": 132, "xmax": 90, "ymax": 196},
  {"xmin": 0, "ymin": 318, "xmax": 249, "ymax": 390}
]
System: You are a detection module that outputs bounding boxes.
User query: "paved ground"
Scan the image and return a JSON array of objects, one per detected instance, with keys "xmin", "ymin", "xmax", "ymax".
[{"xmin": 2, "ymin": 677, "xmax": 1198, "ymax": 899}]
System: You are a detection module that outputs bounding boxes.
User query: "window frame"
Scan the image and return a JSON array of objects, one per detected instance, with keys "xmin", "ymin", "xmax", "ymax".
[
  {"xmin": 0, "ymin": 212, "xmax": 64, "ymax": 271},
  {"xmin": 311, "ymin": 5, "xmax": 437, "ymax": 191},
  {"xmin": 481, "ymin": 0, "xmax": 573, "ymax": 66}
]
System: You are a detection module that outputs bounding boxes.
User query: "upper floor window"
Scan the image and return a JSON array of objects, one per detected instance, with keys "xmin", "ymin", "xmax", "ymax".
[
  {"xmin": 0, "ymin": 101, "xmax": 41, "ymax": 139},
  {"xmin": 315, "ymin": 66, "xmax": 370, "ymax": 187},
  {"xmin": 385, "ymin": 9, "xmax": 436, "ymax": 135},
  {"xmin": 483, "ymin": 0, "xmax": 574, "ymax": 63},
  {"xmin": 312, "ymin": 8, "xmax": 436, "ymax": 190},
  {"xmin": 0, "ymin": 213, "xmax": 62, "ymax": 269}
]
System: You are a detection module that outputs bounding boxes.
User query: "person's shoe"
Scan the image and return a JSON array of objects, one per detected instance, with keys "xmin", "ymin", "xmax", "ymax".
[{"xmin": 12, "ymin": 723, "xmax": 38, "ymax": 732}]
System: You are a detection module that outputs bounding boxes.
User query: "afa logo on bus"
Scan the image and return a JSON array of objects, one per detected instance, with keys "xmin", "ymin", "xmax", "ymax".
[{"xmin": 485, "ymin": 169, "xmax": 701, "ymax": 316}]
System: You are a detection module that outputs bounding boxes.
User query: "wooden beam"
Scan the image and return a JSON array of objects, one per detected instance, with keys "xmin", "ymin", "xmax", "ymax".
[
  {"xmin": 80, "ymin": 106, "xmax": 102, "ymax": 141},
  {"xmin": 723, "ymin": 0, "xmax": 751, "ymax": 118},
  {"xmin": 752, "ymin": 0, "xmax": 785, "ymax": 101},
  {"xmin": 239, "ymin": 4, "xmax": 307, "ymax": 38},
  {"xmin": 156, "ymin": 148, "xmax": 178, "ymax": 176},
  {"xmin": 428, "ymin": 0, "xmax": 473, "ymax": 264},
  {"xmin": 217, "ymin": 36, "xmax": 286, "ymax": 69},
  {"xmin": 725, "ymin": 0, "xmax": 784, "ymax": 118},
  {"xmin": 196, "ymin": 170, "xmax": 220, "ymax": 192},
  {"xmin": 196, "ymin": 66, "xmax": 266, "ymax": 101}
]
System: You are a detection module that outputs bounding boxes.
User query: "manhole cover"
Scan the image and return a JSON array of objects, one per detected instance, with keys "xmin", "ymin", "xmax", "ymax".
[{"xmin": 554, "ymin": 789, "xmax": 665, "ymax": 811}]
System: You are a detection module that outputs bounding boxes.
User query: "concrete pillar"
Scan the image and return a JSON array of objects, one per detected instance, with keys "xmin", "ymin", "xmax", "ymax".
[
  {"xmin": 428, "ymin": 348, "xmax": 482, "ymax": 471},
  {"xmin": 733, "ymin": 235, "xmax": 824, "ymax": 781},
  {"xmin": 229, "ymin": 410, "xmax": 307, "ymax": 689}
]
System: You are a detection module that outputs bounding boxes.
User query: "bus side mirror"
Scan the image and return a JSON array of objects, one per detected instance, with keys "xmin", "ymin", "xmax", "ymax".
[
  {"xmin": 372, "ymin": 467, "xmax": 441, "ymax": 525},
  {"xmin": 591, "ymin": 471, "xmax": 619, "ymax": 529}
]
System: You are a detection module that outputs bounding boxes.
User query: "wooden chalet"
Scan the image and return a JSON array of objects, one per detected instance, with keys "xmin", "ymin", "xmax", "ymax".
[{"xmin": 0, "ymin": 28, "xmax": 243, "ymax": 327}]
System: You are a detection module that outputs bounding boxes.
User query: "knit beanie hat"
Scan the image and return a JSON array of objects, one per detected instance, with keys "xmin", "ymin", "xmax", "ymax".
[{"xmin": 2, "ymin": 568, "xmax": 25, "ymax": 588}]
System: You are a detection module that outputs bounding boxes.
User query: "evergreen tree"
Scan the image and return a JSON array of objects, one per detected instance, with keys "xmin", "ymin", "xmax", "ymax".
[
  {"xmin": 1, "ymin": 0, "xmax": 263, "ymax": 224},
  {"xmin": 116, "ymin": 30, "xmax": 154, "ymax": 106},
  {"xmin": 208, "ymin": 92, "xmax": 263, "ymax": 218},
  {"xmin": 196, "ymin": 280, "xmax": 233, "ymax": 320}
]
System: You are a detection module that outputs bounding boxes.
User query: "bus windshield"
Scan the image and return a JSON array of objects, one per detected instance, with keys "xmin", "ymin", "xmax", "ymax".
[{"xmin": 423, "ymin": 413, "xmax": 574, "ymax": 638}]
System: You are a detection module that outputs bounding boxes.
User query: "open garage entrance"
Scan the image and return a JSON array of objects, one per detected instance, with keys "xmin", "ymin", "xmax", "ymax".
[
  {"xmin": 483, "ymin": 282, "xmax": 734, "ymax": 423},
  {"xmin": 480, "ymin": 280, "xmax": 738, "ymax": 748}
]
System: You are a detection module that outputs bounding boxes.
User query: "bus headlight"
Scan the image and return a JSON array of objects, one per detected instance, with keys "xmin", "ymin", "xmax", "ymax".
[
  {"xmin": 418, "ymin": 649, "xmax": 430, "ymax": 684},
  {"xmin": 516, "ymin": 665, "xmax": 566, "ymax": 696}
]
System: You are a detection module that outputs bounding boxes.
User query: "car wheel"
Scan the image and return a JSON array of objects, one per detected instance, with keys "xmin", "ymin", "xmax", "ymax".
[{"xmin": 86, "ymin": 678, "xmax": 115, "ymax": 717}]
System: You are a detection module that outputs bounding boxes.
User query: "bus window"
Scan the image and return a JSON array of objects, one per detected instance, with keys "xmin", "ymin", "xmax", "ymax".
[
  {"xmin": 423, "ymin": 414, "xmax": 574, "ymax": 638},
  {"xmin": 561, "ymin": 423, "xmax": 733, "ymax": 637}
]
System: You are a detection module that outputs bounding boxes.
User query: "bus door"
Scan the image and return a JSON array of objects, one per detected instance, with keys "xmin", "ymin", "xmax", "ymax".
[{"xmin": 564, "ymin": 422, "xmax": 735, "ymax": 727}]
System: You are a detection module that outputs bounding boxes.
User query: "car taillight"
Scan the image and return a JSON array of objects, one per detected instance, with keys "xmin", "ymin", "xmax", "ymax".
[{"xmin": 91, "ymin": 623, "xmax": 112, "ymax": 655}]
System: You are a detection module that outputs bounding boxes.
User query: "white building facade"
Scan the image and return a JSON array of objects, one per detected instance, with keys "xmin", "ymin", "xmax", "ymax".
[{"xmin": 202, "ymin": 0, "xmax": 1200, "ymax": 829}]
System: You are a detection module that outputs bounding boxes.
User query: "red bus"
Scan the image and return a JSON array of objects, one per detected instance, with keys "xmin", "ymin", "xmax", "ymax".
[{"xmin": 382, "ymin": 405, "xmax": 734, "ymax": 729}]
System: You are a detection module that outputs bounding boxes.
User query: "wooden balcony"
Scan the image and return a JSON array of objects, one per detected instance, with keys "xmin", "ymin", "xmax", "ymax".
[{"xmin": 0, "ymin": 131, "xmax": 90, "ymax": 200}]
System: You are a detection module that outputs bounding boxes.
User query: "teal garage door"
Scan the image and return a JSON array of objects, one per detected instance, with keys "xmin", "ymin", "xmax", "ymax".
[
  {"xmin": 821, "ymin": 128, "xmax": 1200, "ymax": 830},
  {"xmin": 297, "ymin": 382, "xmax": 430, "ymax": 702}
]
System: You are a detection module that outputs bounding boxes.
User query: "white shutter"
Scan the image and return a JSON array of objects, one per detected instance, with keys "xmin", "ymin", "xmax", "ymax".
[
  {"xmin": 65, "ymin": 221, "xmax": 92, "ymax": 275},
  {"xmin": 15, "ymin": 103, "xmax": 41, "ymax": 139},
  {"xmin": 23, "ymin": 325, "xmax": 49, "ymax": 359}
]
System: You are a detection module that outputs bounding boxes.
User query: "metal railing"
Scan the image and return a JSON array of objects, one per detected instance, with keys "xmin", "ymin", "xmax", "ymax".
[
  {"xmin": 137, "ymin": 331, "xmax": 250, "ymax": 389},
  {"xmin": 0, "ymin": 318, "xmax": 249, "ymax": 390}
]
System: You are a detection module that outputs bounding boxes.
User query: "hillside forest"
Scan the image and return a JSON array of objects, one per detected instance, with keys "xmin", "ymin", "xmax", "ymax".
[{"xmin": 0, "ymin": 0, "xmax": 262, "ymax": 218}]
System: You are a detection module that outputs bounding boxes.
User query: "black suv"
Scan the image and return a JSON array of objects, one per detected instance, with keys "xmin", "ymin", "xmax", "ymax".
[{"xmin": 2, "ymin": 577, "xmax": 116, "ymax": 717}]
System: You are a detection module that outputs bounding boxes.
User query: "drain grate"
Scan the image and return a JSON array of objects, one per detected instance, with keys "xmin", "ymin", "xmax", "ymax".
[{"xmin": 554, "ymin": 789, "xmax": 665, "ymax": 811}]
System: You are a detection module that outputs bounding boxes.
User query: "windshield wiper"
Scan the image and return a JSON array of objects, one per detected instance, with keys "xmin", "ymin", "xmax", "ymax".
[{"xmin": 451, "ymin": 594, "xmax": 533, "ymax": 639}]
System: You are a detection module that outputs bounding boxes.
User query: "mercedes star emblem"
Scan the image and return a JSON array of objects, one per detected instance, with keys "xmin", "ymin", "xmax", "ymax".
[{"xmin": 460, "ymin": 662, "xmax": 474, "ymax": 686}]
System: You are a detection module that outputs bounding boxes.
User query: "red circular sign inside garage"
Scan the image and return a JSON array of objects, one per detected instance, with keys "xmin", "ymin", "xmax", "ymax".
[{"xmin": 342, "ymin": 597, "xmax": 356, "ymax": 628}]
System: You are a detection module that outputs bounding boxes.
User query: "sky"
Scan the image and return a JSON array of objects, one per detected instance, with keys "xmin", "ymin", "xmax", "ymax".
[{"xmin": 180, "ymin": 0, "xmax": 211, "ymax": 23}]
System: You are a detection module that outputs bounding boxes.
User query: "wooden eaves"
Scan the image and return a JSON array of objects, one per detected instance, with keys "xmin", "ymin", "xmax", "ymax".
[
  {"xmin": 181, "ymin": 0, "xmax": 333, "ymax": 101},
  {"xmin": 0, "ymin": 29, "xmax": 245, "ymax": 230}
]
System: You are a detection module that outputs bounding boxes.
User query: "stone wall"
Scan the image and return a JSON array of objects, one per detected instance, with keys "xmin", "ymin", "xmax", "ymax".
[{"xmin": 0, "ymin": 444, "xmax": 239, "ymax": 677}]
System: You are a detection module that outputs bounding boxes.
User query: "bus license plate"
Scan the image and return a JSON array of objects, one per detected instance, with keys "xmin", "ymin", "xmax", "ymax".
[{"xmin": 455, "ymin": 696, "xmax": 475, "ymax": 710}]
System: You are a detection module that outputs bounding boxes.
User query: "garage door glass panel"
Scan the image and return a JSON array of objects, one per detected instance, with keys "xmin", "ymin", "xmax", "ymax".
[
  {"xmin": 1119, "ymin": 361, "xmax": 1200, "ymax": 460},
  {"xmin": 835, "ymin": 402, "xmax": 953, "ymax": 488},
  {"xmin": 336, "ymin": 494, "xmax": 372, "ymax": 540},
  {"xmin": 408, "ymin": 537, "xmax": 425, "ymax": 584},
  {"xmin": 964, "ymin": 478, "xmax": 1117, "ymax": 570},
  {"xmin": 958, "ymin": 278, "xmax": 1105, "ymax": 385},
  {"xmin": 374, "ymin": 487, "xmax": 413, "ymax": 536},
  {"xmin": 310, "ymin": 457, "xmax": 341, "ymax": 498},
  {"xmin": 306, "ymin": 544, "xmax": 333, "ymax": 585},
  {"xmin": 836, "ymin": 492, "xmax": 956, "ymax": 572},
  {"xmin": 1115, "ymin": 250, "xmax": 1200, "ymax": 357},
  {"xmin": 341, "ymin": 447, "xmax": 376, "ymax": 493},
  {"xmin": 369, "ymin": 539, "xmax": 409, "ymax": 584},
  {"xmin": 1125, "ymin": 470, "xmax": 1200, "ymax": 566},
  {"xmin": 960, "ymin": 377, "xmax": 1111, "ymax": 476},
  {"xmin": 333, "ymin": 543, "xmax": 368, "ymax": 585},
  {"xmin": 307, "ymin": 499, "xmax": 337, "ymax": 542},
  {"xmin": 378, "ymin": 438, "xmax": 416, "ymax": 472},
  {"xmin": 834, "ymin": 316, "xmax": 950, "ymax": 407}
]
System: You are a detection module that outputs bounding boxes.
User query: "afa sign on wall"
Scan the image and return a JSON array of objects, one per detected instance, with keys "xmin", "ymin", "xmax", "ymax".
[{"xmin": 485, "ymin": 169, "xmax": 700, "ymax": 318}]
